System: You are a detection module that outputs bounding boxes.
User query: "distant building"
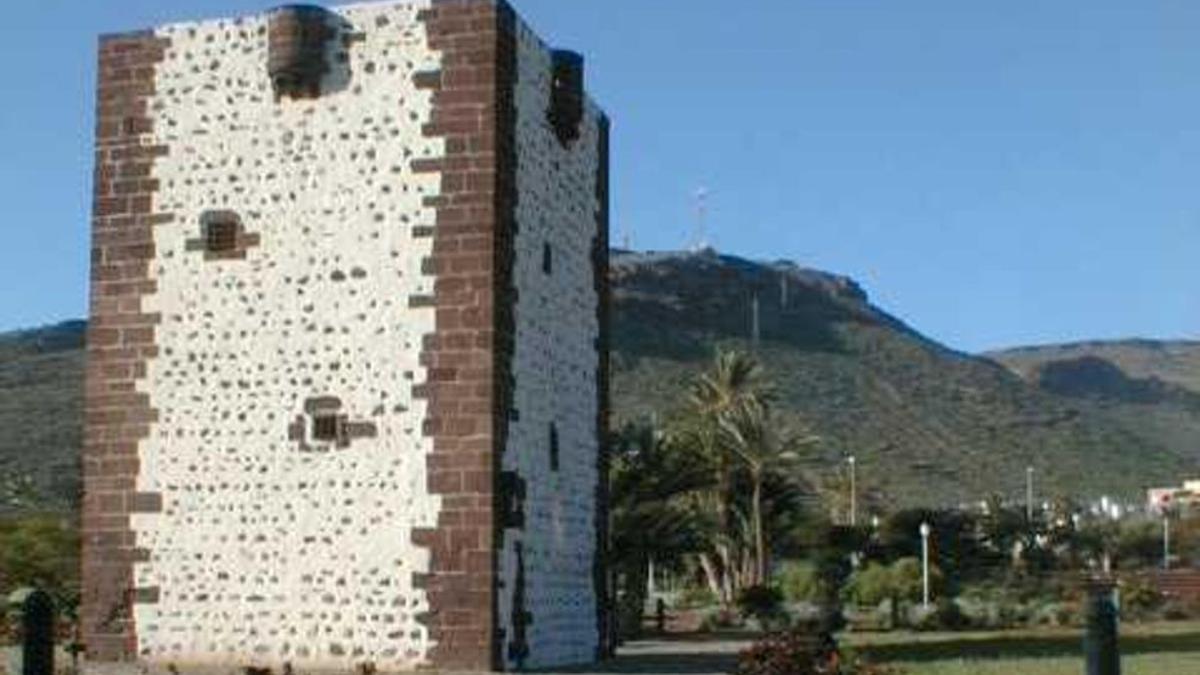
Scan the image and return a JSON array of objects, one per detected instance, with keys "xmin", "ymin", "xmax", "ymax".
[
  {"xmin": 1147, "ymin": 480, "xmax": 1200, "ymax": 513},
  {"xmin": 82, "ymin": 1, "xmax": 609, "ymax": 671}
]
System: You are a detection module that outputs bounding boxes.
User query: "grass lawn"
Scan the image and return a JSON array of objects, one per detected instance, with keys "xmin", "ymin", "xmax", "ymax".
[{"xmin": 843, "ymin": 620, "xmax": 1200, "ymax": 675}]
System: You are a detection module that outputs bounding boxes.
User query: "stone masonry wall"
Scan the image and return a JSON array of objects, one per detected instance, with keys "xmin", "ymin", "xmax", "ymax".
[
  {"xmin": 85, "ymin": 1, "xmax": 606, "ymax": 671},
  {"xmin": 96, "ymin": 3, "xmax": 446, "ymax": 669},
  {"xmin": 494, "ymin": 20, "xmax": 606, "ymax": 671}
]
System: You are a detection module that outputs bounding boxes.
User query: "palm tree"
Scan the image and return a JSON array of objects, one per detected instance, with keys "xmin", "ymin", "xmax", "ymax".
[
  {"xmin": 720, "ymin": 404, "xmax": 819, "ymax": 584},
  {"xmin": 689, "ymin": 349, "xmax": 774, "ymax": 418},
  {"xmin": 686, "ymin": 349, "xmax": 772, "ymax": 603},
  {"xmin": 609, "ymin": 423, "xmax": 712, "ymax": 636}
]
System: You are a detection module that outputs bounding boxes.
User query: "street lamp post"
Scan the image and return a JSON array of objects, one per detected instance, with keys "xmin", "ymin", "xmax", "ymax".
[
  {"xmin": 1025, "ymin": 466, "xmax": 1034, "ymax": 524},
  {"xmin": 919, "ymin": 521, "xmax": 931, "ymax": 609},
  {"xmin": 1163, "ymin": 511, "xmax": 1171, "ymax": 571},
  {"xmin": 848, "ymin": 455, "xmax": 857, "ymax": 527}
]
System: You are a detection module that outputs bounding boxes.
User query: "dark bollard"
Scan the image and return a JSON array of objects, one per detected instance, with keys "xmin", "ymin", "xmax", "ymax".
[
  {"xmin": 1084, "ymin": 581, "xmax": 1120, "ymax": 675},
  {"xmin": 7, "ymin": 588, "xmax": 56, "ymax": 675}
]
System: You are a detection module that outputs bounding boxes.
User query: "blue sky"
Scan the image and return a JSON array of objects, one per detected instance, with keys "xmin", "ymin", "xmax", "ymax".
[{"xmin": 1, "ymin": 1, "xmax": 1196, "ymax": 352}]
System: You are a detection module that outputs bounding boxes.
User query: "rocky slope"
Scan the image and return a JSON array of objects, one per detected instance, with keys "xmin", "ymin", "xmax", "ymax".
[
  {"xmin": 990, "ymin": 340, "xmax": 1200, "ymax": 395},
  {"xmin": 989, "ymin": 340, "xmax": 1200, "ymax": 467},
  {"xmin": 610, "ymin": 250, "xmax": 1198, "ymax": 508},
  {"xmin": 0, "ymin": 321, "xmax": 86, "ymax": 512}
]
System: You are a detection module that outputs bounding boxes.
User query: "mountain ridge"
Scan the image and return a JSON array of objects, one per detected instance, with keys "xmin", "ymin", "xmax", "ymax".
[
  {"xmin": 988, "ymin": 339, "xmax": 1200, "ymax": 395},
  {"xmin": 610, "ymin": 250, "xmax": 1199, "ymax": 508}
]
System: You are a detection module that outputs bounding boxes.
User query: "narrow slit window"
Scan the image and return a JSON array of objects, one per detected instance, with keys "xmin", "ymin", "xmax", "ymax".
[
  {"xmin": 542, "ymin": 242, "xmax": 552, "ymax": 275},
  {"xmin": 500, "ymin": 471, "xmax": 526, "ymax": 529},
  {"xmin": 549, "ymin": 422, "xmax": 560, "ymax": 471}
]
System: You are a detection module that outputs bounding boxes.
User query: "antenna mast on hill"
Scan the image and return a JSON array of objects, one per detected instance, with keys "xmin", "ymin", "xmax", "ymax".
[
  {"xmin": 689, "ymin": 187, "xmax": 709, "ymax": 252},
  {"xmin": 751, "ymin": 291, "xmax": 760, "ymax": 349}
]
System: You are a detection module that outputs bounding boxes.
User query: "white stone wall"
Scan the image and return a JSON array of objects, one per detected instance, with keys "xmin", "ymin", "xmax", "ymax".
[
  {"xmin": 497, "ymin": 20, "xmax": 604, "ymax": 670},
  {"xmin": 130, "ymin": 2, "xmax": 444, "ymax": 669}
]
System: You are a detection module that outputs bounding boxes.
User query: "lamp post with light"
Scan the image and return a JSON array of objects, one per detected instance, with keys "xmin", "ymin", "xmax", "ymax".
[
  {"xmin": 1025, "ymin": 466, "xmax": 1035, "ymax": 523},
  {"xmin": 848, "ymin": 455, "xmax": 857, "ymax": 527},
  {"xmin": 1163, "ymin": 508, "xmax": 1172, "ymax": 571},
  {"xmin": 919, "ymin": 521, "xmax": 932, "ymax": 609}
]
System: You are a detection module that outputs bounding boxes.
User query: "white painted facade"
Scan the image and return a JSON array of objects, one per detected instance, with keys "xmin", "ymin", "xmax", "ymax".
[
  {"xmin": 495, "ymin": 19, "xmax": 604, "ymax": 670},
  {"xmin": 131, "ymin": 3, "xmax": 443, "ymax": 668}
]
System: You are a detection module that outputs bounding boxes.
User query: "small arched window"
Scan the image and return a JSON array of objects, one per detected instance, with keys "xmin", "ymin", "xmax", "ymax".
[{"xmin": 187, "ymin": 210, "xmax": 259, "ymax": 260}]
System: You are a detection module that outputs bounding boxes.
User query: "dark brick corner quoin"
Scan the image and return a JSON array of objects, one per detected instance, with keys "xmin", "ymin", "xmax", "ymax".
[
  {"xmin": 83, "ymin": 29, "xmax": 171, "ymax": 662},
  {"xmin": 410, "ymin": 0, "xmax": 518, "ymax": 671},
  {"xmin": 413, "ymin": 3, "xmax": 610, "ymax": 668}
]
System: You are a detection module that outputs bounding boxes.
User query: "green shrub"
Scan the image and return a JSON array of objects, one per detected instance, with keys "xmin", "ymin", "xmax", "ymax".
[
  {"xmin": 1160, "ymin": 598, "xmax": 1200, "ymax": 621},
  {"xmin": 843, "ymin": 563, "xmax": 894, "ymax": 607},
  {"xmin": 908, "ymin": 603, "xmax": 936, "ymax": 631},
  {"xmin": 738, "ymin": 585, "xmax": 789, "ymax": 630},
  {"xmin": 1121, "ymin": 578, "xmax": 1164, "ymax": 622},
  {"xmin": 778, "ymin": 561, "xmax": 825, "ymax": 603},
  {"xmin": 1000, "ymin": 600, "xmax": 1033, "ymax": 627},
  {"xmin": 934, "ymin": 599, "xmax": 970, "ymax": 630},
  {"xmin": 676, "ymin": 585, "xmax": 718, "ymax": 609},
  {"xmin": 0, "ymin": 516, "xmax": 79, "ymax": 610},
  {"xmin": 889, "ymin": 557, "xmax": 941, "ymax": 604},
  {"xmin": 955, "ymin": 579, "xmax": 1080, "ymax": 630},
  {"xmin": 698, "ymin": 607, "xmax": 742, "ymax": 632},
  {"xmin": 844, "ymin": 557, "xmax": 941, "ymax": 609},
  {"xmin": 1028, "ymin": 601, "xmax": 1063, "ymax": 626},
  {"xmin": 874, "ymin": 597, "xmax": 903, "ymax": 631},
  {"xmin": 907, "ymin": 599, "xmax": 967, "ymax": 631}
]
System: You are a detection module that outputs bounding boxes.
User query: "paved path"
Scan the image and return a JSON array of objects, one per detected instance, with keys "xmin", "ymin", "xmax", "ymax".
[
  {"xmin": 545, "ymin": 637, "xmax": 748, "ymax": 675},
  {"xmin": 75, "ymin": 637, "xmax": 750, "ymax": 675}
]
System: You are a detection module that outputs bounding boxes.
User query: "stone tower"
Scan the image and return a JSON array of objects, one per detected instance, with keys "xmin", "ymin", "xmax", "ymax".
[{"xmin": 82, "ymin": 1, "xmax": 609, "ymax": 671}]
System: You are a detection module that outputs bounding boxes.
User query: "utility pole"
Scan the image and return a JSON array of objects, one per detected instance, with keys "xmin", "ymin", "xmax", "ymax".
[
  {"xmin": 690, "ymin": 187, "xmax": 709, "ymax": 252},
  {"xmin": 751, "ymin": 291, "xmax": 760, "ymax": 348}
]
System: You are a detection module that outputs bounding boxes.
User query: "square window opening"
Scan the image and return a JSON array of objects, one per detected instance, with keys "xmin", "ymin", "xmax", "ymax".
[
  {"xmin": 312, "ymin": 414, "xmax": 343, "ymax": 442},
  {"xmin": 205, "ymin": 220, "xmax": 239, "ymax": 253}
]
